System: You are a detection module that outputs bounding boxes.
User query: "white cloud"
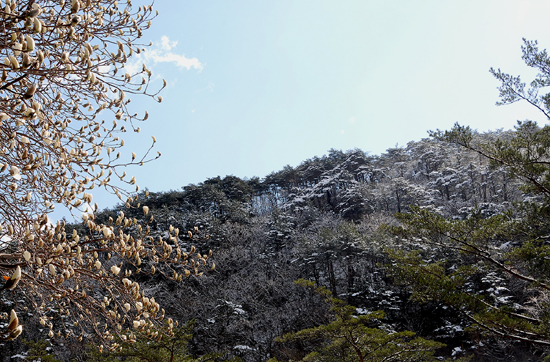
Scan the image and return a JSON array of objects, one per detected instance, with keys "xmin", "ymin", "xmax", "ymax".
[
  {"xmin": 348, "ymin": 116, "xmax": 356, "ymax": 125},
  {"xmin": 160, "ymin": 35, "xmax": 177, "ymax": 51},
  {"xmin": 125, "ymin": 35, "xmax": 203, "ymax": 75},
  {"xmin": 148, "ymin": 50, "xmax": 202, "ymax": 70}
]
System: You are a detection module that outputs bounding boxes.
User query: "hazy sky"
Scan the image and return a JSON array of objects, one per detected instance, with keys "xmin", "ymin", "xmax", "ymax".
[{"xmin": 56, "ymin": 0, "xmax": 550, "ymax": 219}]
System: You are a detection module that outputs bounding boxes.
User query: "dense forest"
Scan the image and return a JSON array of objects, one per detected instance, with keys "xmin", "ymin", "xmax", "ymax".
[{"xmin": 5, "ymin": 122, "xmax": 550, "ymax": 361}]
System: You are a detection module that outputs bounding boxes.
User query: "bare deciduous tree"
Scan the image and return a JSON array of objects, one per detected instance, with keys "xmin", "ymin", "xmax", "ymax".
[{"xmin": 0, "ymin": 0, "xmax": 212, "ymax": 348}]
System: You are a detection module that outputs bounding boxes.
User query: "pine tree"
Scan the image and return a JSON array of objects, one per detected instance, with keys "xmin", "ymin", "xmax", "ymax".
[
  {"xmin": 273, "ymin": 280, "xmax": 451, "ymax": 362},
  {"xmin": 386, "ymin": 39, "xmax": 550, "ymax": 349}
]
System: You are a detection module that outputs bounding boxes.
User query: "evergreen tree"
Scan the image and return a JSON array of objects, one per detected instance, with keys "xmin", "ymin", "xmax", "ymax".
[
  {"xmin": 273, "ymin": 280, "xmax": 452, "ymax": 362},
  {"xmin": 386, "ymin": 39, "xmax": 550, "ymax": 350}
]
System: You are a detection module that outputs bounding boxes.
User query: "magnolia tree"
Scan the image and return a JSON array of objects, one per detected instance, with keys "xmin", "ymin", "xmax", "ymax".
[{"xmin": 0, "ymin": 0, "xmax": 211, "ymax": 348}]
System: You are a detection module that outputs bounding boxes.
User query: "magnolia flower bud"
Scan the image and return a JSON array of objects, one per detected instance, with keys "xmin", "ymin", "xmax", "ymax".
[
  {"xmin": 24, "ymin": 84, "xmax": 38, "ymax": 99},
  {"xmin": 71, "ymin": 0, "xmax": 80, "ymax": 13},
  {"xmin": 26, "ymin": 35, "xmax": 35, "ymax": 51},
  {"xmin": 13, "ymin": 43, "xmax": 22, "ymax": 56},
  {"xmin": 33, "ymin": 17, "xmax": 42, "ymax": 33},
  {"xmin": 8, "ymin": 310, "xmax": 19, "ymax": 333},
  {"xmin": 22, "ymin": 53, "xmax": 31, "ymax": 68},
  {"xmin": 110, "ymin": 265, "xmax": 120, "ymax": 275},
  {"xmin": 8, "ymin": 55, "xmax": 19, "ymax": 69},
  {"xmin": 37, "ymin": 50, "xmax": 44, "ymax": 64},
  {"xmin": 10, "ymin": 166, "xmax": 21, "ymax": 180}
]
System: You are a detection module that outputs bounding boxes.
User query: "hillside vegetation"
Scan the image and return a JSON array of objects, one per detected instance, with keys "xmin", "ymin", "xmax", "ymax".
[{"xmin": 6, "ymin": 126, "xmax": 542, "ymax": 361}]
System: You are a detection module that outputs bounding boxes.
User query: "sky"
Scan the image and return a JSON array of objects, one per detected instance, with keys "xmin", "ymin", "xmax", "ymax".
[{"xmin": 56, "ymin": 0, "xmax": 550, "ymax": 219}]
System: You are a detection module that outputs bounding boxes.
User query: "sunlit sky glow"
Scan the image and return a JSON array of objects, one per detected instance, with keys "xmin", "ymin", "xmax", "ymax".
[{"xmin": 55, "ymin": 0, "xmax": 550, "ymax": 219}]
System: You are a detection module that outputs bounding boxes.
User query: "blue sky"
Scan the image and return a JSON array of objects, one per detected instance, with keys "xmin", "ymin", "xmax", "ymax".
[{"xmin": 57, "ymin": 1, "xmax": 550, "ymax": 218}]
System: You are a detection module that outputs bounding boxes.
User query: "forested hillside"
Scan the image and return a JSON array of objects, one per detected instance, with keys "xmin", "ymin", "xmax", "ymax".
[{"xmin": 6, "ymin": 125, "xmax": 546, "ymax": 361}]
